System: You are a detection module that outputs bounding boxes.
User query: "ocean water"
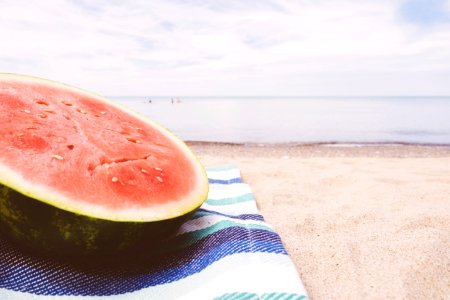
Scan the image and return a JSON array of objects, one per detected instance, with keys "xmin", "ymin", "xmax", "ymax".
[{"xmin": 112, "ymin": 96, "xmax": 450, "ymax": 145}]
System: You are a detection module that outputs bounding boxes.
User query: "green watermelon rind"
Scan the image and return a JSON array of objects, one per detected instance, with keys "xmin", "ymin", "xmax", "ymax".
[{"xmin": 0, "ymin": 183, "xmax": 196, "ymax": 257}]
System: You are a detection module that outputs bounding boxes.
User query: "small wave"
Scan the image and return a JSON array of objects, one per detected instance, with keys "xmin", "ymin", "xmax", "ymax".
[{"xmin": 393, "ymin": 130, "xmax": 448, "ymax": 136}]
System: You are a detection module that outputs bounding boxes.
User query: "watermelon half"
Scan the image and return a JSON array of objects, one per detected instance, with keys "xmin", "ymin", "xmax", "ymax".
[{"xmin": 0, "ymin": 73, "xmax": 208, "ymax": 258}]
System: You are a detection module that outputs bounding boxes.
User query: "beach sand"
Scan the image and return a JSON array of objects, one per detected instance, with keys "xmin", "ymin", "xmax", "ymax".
[{"xmin": 188, "ymin": 142, "xmax": 450, "ymax": 300}]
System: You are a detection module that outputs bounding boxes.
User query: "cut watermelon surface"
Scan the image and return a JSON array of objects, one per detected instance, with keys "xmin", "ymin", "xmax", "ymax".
[{"xmin": 0, "ymin": 74, "xmax": 208, "ymax": 256}]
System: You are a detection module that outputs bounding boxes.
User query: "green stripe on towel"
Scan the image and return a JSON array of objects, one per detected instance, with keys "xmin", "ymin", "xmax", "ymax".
[
  {"xmin": 206, "ymin": 193, "xmax": 255, "ymax": 205},
  {"xmin": 214, "ymin": 292, "xmax": 307, "ymax": 300},
  {"xmin": 206, "ymin": 164, "xmax": 239, "ymax": 172}
]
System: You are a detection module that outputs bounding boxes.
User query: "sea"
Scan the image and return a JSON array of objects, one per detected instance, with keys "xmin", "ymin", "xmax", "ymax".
[{"xmin": 112, "ymin": 96, "xmax": 450, "ymax": 145}]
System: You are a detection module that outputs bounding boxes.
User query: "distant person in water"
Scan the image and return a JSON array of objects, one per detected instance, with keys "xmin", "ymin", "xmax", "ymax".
[{"xmin": 171, "ymin": 98, "xmax": 174, "ymax": 104}]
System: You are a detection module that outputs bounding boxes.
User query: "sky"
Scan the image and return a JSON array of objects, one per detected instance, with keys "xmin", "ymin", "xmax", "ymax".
[{"xmin": 1, "ymin": 0, "xmax": 450, "ymax": 96}]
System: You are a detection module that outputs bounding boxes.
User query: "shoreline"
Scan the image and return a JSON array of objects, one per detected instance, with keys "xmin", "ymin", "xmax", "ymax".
[
  {"xmin": 191, "ymin": 142, "xmax": 450, "ymax": 299},
  {"xmin": 187, "ymin": 141, "xmax": 450, "ymax": 158},
  {"xmin": 187, "ymin": 140, "xmax": 450, "ymax": 147}
]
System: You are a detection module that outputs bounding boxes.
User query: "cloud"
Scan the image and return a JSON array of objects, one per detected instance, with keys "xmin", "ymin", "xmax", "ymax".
[{"xmin": 0, "ymin": 0, "xmax": 450, "ymax": 96}]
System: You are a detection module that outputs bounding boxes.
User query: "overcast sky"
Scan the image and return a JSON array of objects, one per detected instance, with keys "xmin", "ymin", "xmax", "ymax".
[{"xmin": 1, "ymin": 0, "xmax": 450, "ymax": 96}]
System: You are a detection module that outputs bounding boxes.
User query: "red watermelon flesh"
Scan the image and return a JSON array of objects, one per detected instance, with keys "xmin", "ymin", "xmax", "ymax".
[{"xmin": 0, "ymin": 74, "xmax": 208, "ymax": 223}]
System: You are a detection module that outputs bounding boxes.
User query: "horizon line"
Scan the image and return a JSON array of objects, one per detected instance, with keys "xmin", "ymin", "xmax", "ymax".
[{"xmin": 108, "ymin": 95, "xmax": 450, "ymax": 98}]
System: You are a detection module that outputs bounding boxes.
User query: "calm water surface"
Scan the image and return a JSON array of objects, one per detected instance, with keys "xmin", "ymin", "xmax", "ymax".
[{"xmin": 113, "ymin": 97, "xmax": 450, "ymax": 144}]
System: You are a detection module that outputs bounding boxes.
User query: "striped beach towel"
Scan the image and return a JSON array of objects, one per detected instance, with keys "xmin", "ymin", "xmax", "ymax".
[{"xmin": 0, "ymin": 165, "xmax": 308, "ymax": 300}]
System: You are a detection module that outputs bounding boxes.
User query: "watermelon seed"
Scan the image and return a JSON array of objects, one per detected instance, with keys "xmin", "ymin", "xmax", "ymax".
[
  {"xmin": 87, "ymin": 164, "xmax": 95, "ymax": 172},
  {"xmin": 111, "ymin": 176, "xmax": 119, "ymax": 182},
  {"xmin": 100, "ymin": 111, "xmax": 106, "ymax": 115},
  {"xmin": 77, "ymin": 108, "xmax": 87, "ymax": 114},
  {"xmin": 126, "ymin": 137, "xmax": 142, "ymax": 144},
  {"xmin": 67, "ymin": 144, "xmax": 74, "ymax": 150},
  {"xmin": 62, "ymin": 101, "xmax": 73, "ymax": 106},
  {"xmin": 36, "ymin": 100, "xmax": 49, "ymax": 106},
  {"xmin": 154, "ymin": 167, "xmax": 163, "ymax": 171},
  {"xmin": 156, "ymin": 176, "xmax": 163, "ymax": 182},
  {"xmin": 43, "ymin": 109, "xmax": 56, "ymax": 114},
  {"xmin": 52, "ymin": 154, "xmax": 64, "ymax": 160},
  {"xmin": 127, "ymin": 180, "xmax": 137, "ymax": 185},
  {"xmin": 23, "ymin": 109, "xmax": 31, "ymax": 114},
  {"xmin": 38, "ymin": 113, "xmax": 47, "ymax": 119},
  {"xmin": 141, "ymin": 169, "xmax": 148, "ymax": 174}
]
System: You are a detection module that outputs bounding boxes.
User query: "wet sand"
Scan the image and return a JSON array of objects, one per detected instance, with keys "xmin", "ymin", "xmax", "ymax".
[{"xmin": 188, "ymin": 142, "xmax": 450, "ymax": 299}]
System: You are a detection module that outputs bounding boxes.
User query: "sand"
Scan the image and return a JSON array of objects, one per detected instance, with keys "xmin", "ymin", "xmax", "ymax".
[{"xmin": 188, "ymin": 142, "xmax": 450, "ymax": 300}]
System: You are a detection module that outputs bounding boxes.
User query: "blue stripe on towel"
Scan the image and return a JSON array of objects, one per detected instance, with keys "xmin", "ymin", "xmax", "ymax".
[
  {"xmin": 168, "ymin": 220, "xmax": 274, "ymax": 251},
  {"xmin": 0, "ymin": 227, "xmax": 286, "ymax": 296},
  {"xmin": 209, "ymin": 177, "xmax": 242, "ymax": 184}
]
